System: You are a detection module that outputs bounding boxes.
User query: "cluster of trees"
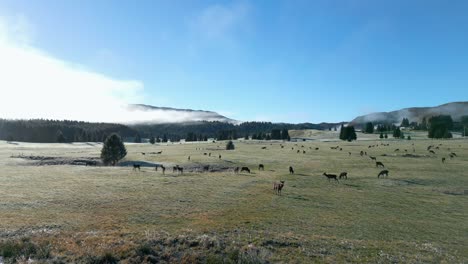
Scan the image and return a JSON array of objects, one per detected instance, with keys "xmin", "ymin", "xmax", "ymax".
[
  {"xmin": 251, "ymin": 129, "xmax": 290, "ymax": 141},
  {"xmin": 339, "ymin": 125, "xmax": 357, "ymax": 141},
  {"xmin": 427, "ymin": 115, "xmax": 453, "ymax": 139},
  {"xmin": 0, "ymin": 119, "xmax": 136, "ymax": 143},
  {"xmin": 185, "ymin": 132, "xmax": 208, "ymax": 142}
]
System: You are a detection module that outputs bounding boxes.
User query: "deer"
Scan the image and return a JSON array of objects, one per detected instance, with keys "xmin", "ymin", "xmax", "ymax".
[
  {"xmin": 240, "ymin": 167, "xmax": 251, "ymax": 173},
  {"xmin": 339, "ymin": 172, "xmax": 348, "ymax": 179},
  {"xmin": 273, "ymin": 181, "xmax": 285, "ymax": 195},
  {"xmin": 289, "ymin": 166, "xmax": 294, "ymax": 174},
  {"xmin": 376, "ymin": 161, "xmax": 385, "ymax": 168},
  {"xmin": 233, "ymin": 167, "xmax": 239, "ymax": 174},
  {"xmin": 258, "ymin": 164, "xmax": 264, "ymax": 171},
  {"xmin": 133, "ymin": 164, "xmax": 141, "ymax": 171},
  {"xmin": 378, "ymin": 170, "xmax": 389, "ymax": 178},
  {"xmin": 442, "ymin": 157, "xmax": 446, "ymax": 163},
  {"xmin": 323, "ymin": 172, "xmax": 339, "ymax": 182},
  {"xmin": 369, "ymin": 156, "xmax": 377, "ymax": 161}
]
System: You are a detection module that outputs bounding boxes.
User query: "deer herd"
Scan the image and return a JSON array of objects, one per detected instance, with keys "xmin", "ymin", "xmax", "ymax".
[{"xmin": 130, "ymin": 140, "xmax": 460, "ymax": 197}]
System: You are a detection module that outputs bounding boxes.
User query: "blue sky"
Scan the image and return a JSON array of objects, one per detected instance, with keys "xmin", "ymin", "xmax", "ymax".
[{"xmin": 0, "ymin": 0, "xmax": 467, "ymax": 123}]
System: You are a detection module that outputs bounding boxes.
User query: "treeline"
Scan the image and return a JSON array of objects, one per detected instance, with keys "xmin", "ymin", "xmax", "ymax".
[
  {"xmin": 0, "ymin": 119, "xmax": 342, "ymax": 143},
  {"xmin": 0, "ymin": 119, "xmax": 136, "ymax": 143},
  {"xmin": 132, "ymin": 121, "xmax": 339, "ymax": 141},
  {"xmin": 360, "ymin": 115, "xmax": 468, "ymax": 139}
]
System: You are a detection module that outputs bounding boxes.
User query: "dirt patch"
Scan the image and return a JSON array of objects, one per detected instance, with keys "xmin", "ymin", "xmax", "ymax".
[{"xmin": 11, "ymin": 155, "xmax": 101, "ymax": 166}]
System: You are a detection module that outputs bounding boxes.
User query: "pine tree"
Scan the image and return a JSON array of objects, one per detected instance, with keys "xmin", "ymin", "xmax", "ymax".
[
  {"xmin": 101, "ymin": 133, "xmax": 127, "ymax": 166},
  {"xmin": 339, "ymin": 124, "xmax": 345, "ymax": 140},
  {"xmin": 56, "ymin": 130, "xmax": 66, "ymax": 143},
  {"xmin": 393, "ymin": 127, "xmax": 401, "ymax": 138},
  {"xmin": 281, "ymin": 129, "xmax": 290, "ymax": 140},
  {"xmin": 134, "ymin": 133, "xmax": 142, "ymax": 143},
  {"xmin": 365, "ymin": 122, "xmax": 374, "ymax": 134},
  {"xmin": 149, "ymin": 136, "xmax": 155, "ymax": 144},
  {"xmin": 226, "ymin": 140, "xmax": 235, "ymax": 150},
  {"xmin": 162, "ymin": 134, "xmax": 168, "ymax": 143},
  {"xmin": 384, "ymin": 133, "xmax": 388, "ymax": 139},
  {"xmin": 379, "ymin": 132, "xmax": 384, "ymax": 139}
]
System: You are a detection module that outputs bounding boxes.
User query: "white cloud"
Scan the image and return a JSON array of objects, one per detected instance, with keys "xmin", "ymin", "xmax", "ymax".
[{"xmin": 0, "ymin": 15, "xmax": 230, "ymax": 124}]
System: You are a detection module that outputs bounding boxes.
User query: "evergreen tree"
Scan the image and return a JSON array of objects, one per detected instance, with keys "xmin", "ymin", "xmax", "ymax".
[
  {"xmin": 56, "ymin": 130, "xmax": 66, "ymax": 143},
  {"xmin": 400, "ymin": 131, "xmax": 405, "ymax": 139},
  {"xmin": 134, "ymin": 133, "xmax": 142, "ymax": 143},
  {"xmin": 244, "ymin": 134, "xmax": 249, "ymax": 140},
  {"xmin": 271, "ymin": 129, "xmax": 281, "ymax": 140},
  {"xmin": 339, "ymin": 124, "xmax": 345, "ymax": 140},
  {"xmin": 226, "ymin": 140, "xmax": 235, "ymax": 150},
  {"xmin": 407, "ymin": 135, "xmax": 411, "ymax": 140},
  {"xmin": 393, "ymin": 127, "xmax": 401, "ymax": 138},
  {"xmin": 149, "ymin": 136, "xmax": 155, "ymax": 144},
  {"xmin": 365, "ymin": 122, "xmax": 374, "ymax": 134},
  {"xmin": 421, "ymin": 117, "xmax": 428, "ymax": 130},
  {"xmin": 379, "ymin": 132, "xmax": 384, "ymax": 139},
  {"xmin": 101, "ymin": 133, "xmax": 127, "ymax": 166},
  {"xmin": 384, "ymin": 133, "xmax": 388, "ymax": 139},
  {"xmin": 281, "ymin": 129, "xmax": 290, "ymax": 140},
  {"xmin": 400, "ymin": 118, "xmax": 410, "ymax": 127},
  {"xmin": 428, "ymin": 115, "xmax": 453, "ymax": 139},
  {"xmin": 162, "ymin": 134, "xmax": 168, "ymax": 142}
]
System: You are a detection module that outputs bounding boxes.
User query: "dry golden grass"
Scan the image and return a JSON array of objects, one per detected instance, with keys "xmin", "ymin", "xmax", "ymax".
[{"xmin": 0, "ymin": 135, "xmax": 467, "ymax": 262}]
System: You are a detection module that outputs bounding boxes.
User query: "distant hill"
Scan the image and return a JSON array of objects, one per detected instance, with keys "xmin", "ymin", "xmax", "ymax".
[
  {"xmin": 349, "ymin": 102, "xmax": 468, "ymax": 126},
  {"xmin": 127, "ymin": 104, "xmax": 236, "ymax": 124}
]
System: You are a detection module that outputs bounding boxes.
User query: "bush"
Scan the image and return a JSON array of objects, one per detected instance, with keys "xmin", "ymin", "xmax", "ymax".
[{"xmin": 226, "ymin": 140, "xmax": 235, "ymax": 150}]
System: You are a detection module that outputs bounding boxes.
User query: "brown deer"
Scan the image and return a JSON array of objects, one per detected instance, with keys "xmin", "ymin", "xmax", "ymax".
[
  {"xmin": 133, "ymin": 164, "xmax": 141, "ymax": 171},
  {"xmin": 240, "ymin": 167, "xmax": 251, "ymax": 173},
  {"xmin": 376, "ymin": 161, "xmax": 385, "ymax": 168},
  {"xmin": 339, "ymin": 172, "xmax": 348, "ymax": 179},
  {"xmin": 289, "ymin": 166, "xmax": 294, "ymax": 174},
  {"xmin": 378, "ymin": 170, "xmax": 389, "ymax": 178},
  {"xmin": 233, "ymin": 167, "xmax": 239, "ymax": 174},
  {"xmin": 323, "ymin": 172, "xmax": 339, "ymax": 182},
  {"xmin": 273, "ymin": 181, "xmax": 285, "ymax": 195},
  {"xmin": 369, "ymin": 156, "xmax": 376, "ymax": 161},
  {"xmin": 442, "ymin": 157, "xmax": 446, "ymax": 163}
]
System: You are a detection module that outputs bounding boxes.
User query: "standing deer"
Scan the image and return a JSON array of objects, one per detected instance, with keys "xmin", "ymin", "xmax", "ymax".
[
  {"xmin": 339, "ymin": 172, "xmax": 348, "ymax": 179},
  {"xmin": 258, "ymin": 164, "xmax": 264, "ymax": 171},
  {"xmin": 323, "ymin": 172, "xmax": 339, "ymax": 182},
  {"xmin": 273, "ymin": 181, "xmax": 285, "ymax": 195},
  {"xmin": 133, "ymin": 164, "xmax": 141, "ymax": 171},
  {"xmin": 289, "ymin": 166, "xmax": 294, "ymax": 174}
]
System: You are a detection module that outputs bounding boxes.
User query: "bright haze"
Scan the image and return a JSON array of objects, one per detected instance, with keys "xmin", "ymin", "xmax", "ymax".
[{"xmin": 0, "ymin": 1, "xmax": 467, "ymax": 123}]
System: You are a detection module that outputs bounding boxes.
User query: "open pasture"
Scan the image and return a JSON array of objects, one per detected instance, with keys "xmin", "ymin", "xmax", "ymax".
[{"xmin": 0, "ymin": 138, "xmax": 467, "ymax": 263}]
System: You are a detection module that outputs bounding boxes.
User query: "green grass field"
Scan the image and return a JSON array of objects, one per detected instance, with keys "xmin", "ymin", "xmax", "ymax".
[{"xmin": 0, "ymin": 134, "xmax": 467, "ymax": 263}]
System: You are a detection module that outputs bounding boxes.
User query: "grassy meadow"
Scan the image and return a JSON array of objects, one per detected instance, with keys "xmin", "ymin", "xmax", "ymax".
[{"xmin": 0, "ymin": 132, "xmax": 467, "ymax": 263}]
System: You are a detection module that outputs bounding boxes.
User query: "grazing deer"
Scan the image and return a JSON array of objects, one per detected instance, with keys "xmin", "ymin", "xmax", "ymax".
[
  {"xmin": 348, "ymin": 152, "xmax": 352, "ymax": 156},
  {"xmin": 378, "ymin": 170, "xmax": 389, "ymax": 178},
  {"xmin": 376, "ymin": 161, "xmax": 385, "ymax": 168},
  {"xmin": 394, "ymin": 149, "xmax": 400, "ymax": 152},
  {"xmin": 451, "ymin": 152, "xmax": 457, "ymax": 157},
  {"xmin": 209, "ymin": 153, "xmax": 211, "ymax": 157},
  {"xmin": 315, "ymin": 147, "xmax": 319, "ymax": 150},
  {"xmin": 297, "ymin": 150, "xmax": 300, "ymax": 153},
  {"xmin": 360, "ymin": 151, "xmax": 364, "ymax": 156},
  {"xmin": 203, "ymin": 165, "xmax": 210, "ymax": 172},
  {"xmin": 261, "ymin": 147, "xmax": 267, "ymax": 149},
  {"xmin": 161, "ymin": 165, "xmax": 166, "ymax": 174},
  {"xmin": 219, "ymin": 154, "xmax": 222, "ymax": 159},
  {"xmin": 177, "ymin": 167, "xmax": 183, "ymax": 174},
  {"xmin": 429, "ymin": 150, "xmax": 435, "ymax": 154},
  {"xmin": 133, "ymin": 164, "xmax": 141, "ymax": 171},
  {"xmin": 449, "ymin": 154, "xmax": 455, "ymax": 159},
  {"xmin": 156, "ymin": 151, "xmax": 162, "ymax": 154},
  {"xmin": 240, "ymin": 167, "xmax": 251, "ymax": 173},
  {"xmin": 289, "ymin": 166, "xmax": 294, "ymax": 174},
  {"xmin": 303, "ymin": 150, "xmax": 306, "ymax": 154},
  {"xmin": 259, "ymin": 164, "xmax": 264, "ymax": 171},
  {"xmin": 369, "ymin": 156, "xmax": 376, "ymax": 161},
  {"xmin": 273, "ymin": 181, "xmax": 285, "ymax": 195},
  {"xmin": 233, "ymin": 167, "xmax": 239, "ymax": 174},
  {"xmin": 188, "ymin": 156, "xmax": 190, "ymax": 161},
  {"xmin": 442, "ymin": 157, "xmax": 446, "ymax": 163},
  {"xmin": 339, "ymin": 172, "xmax": 348, "ymax": 179},
  {"xmin": 323, "ymin": 172, "xmax": 339, "ymax": 182}
]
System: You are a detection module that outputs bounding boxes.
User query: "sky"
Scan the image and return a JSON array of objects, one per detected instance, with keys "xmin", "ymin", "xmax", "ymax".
[{"xmin": 0, "ymin": 0, "xmax": 467, "ymax": 123}]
